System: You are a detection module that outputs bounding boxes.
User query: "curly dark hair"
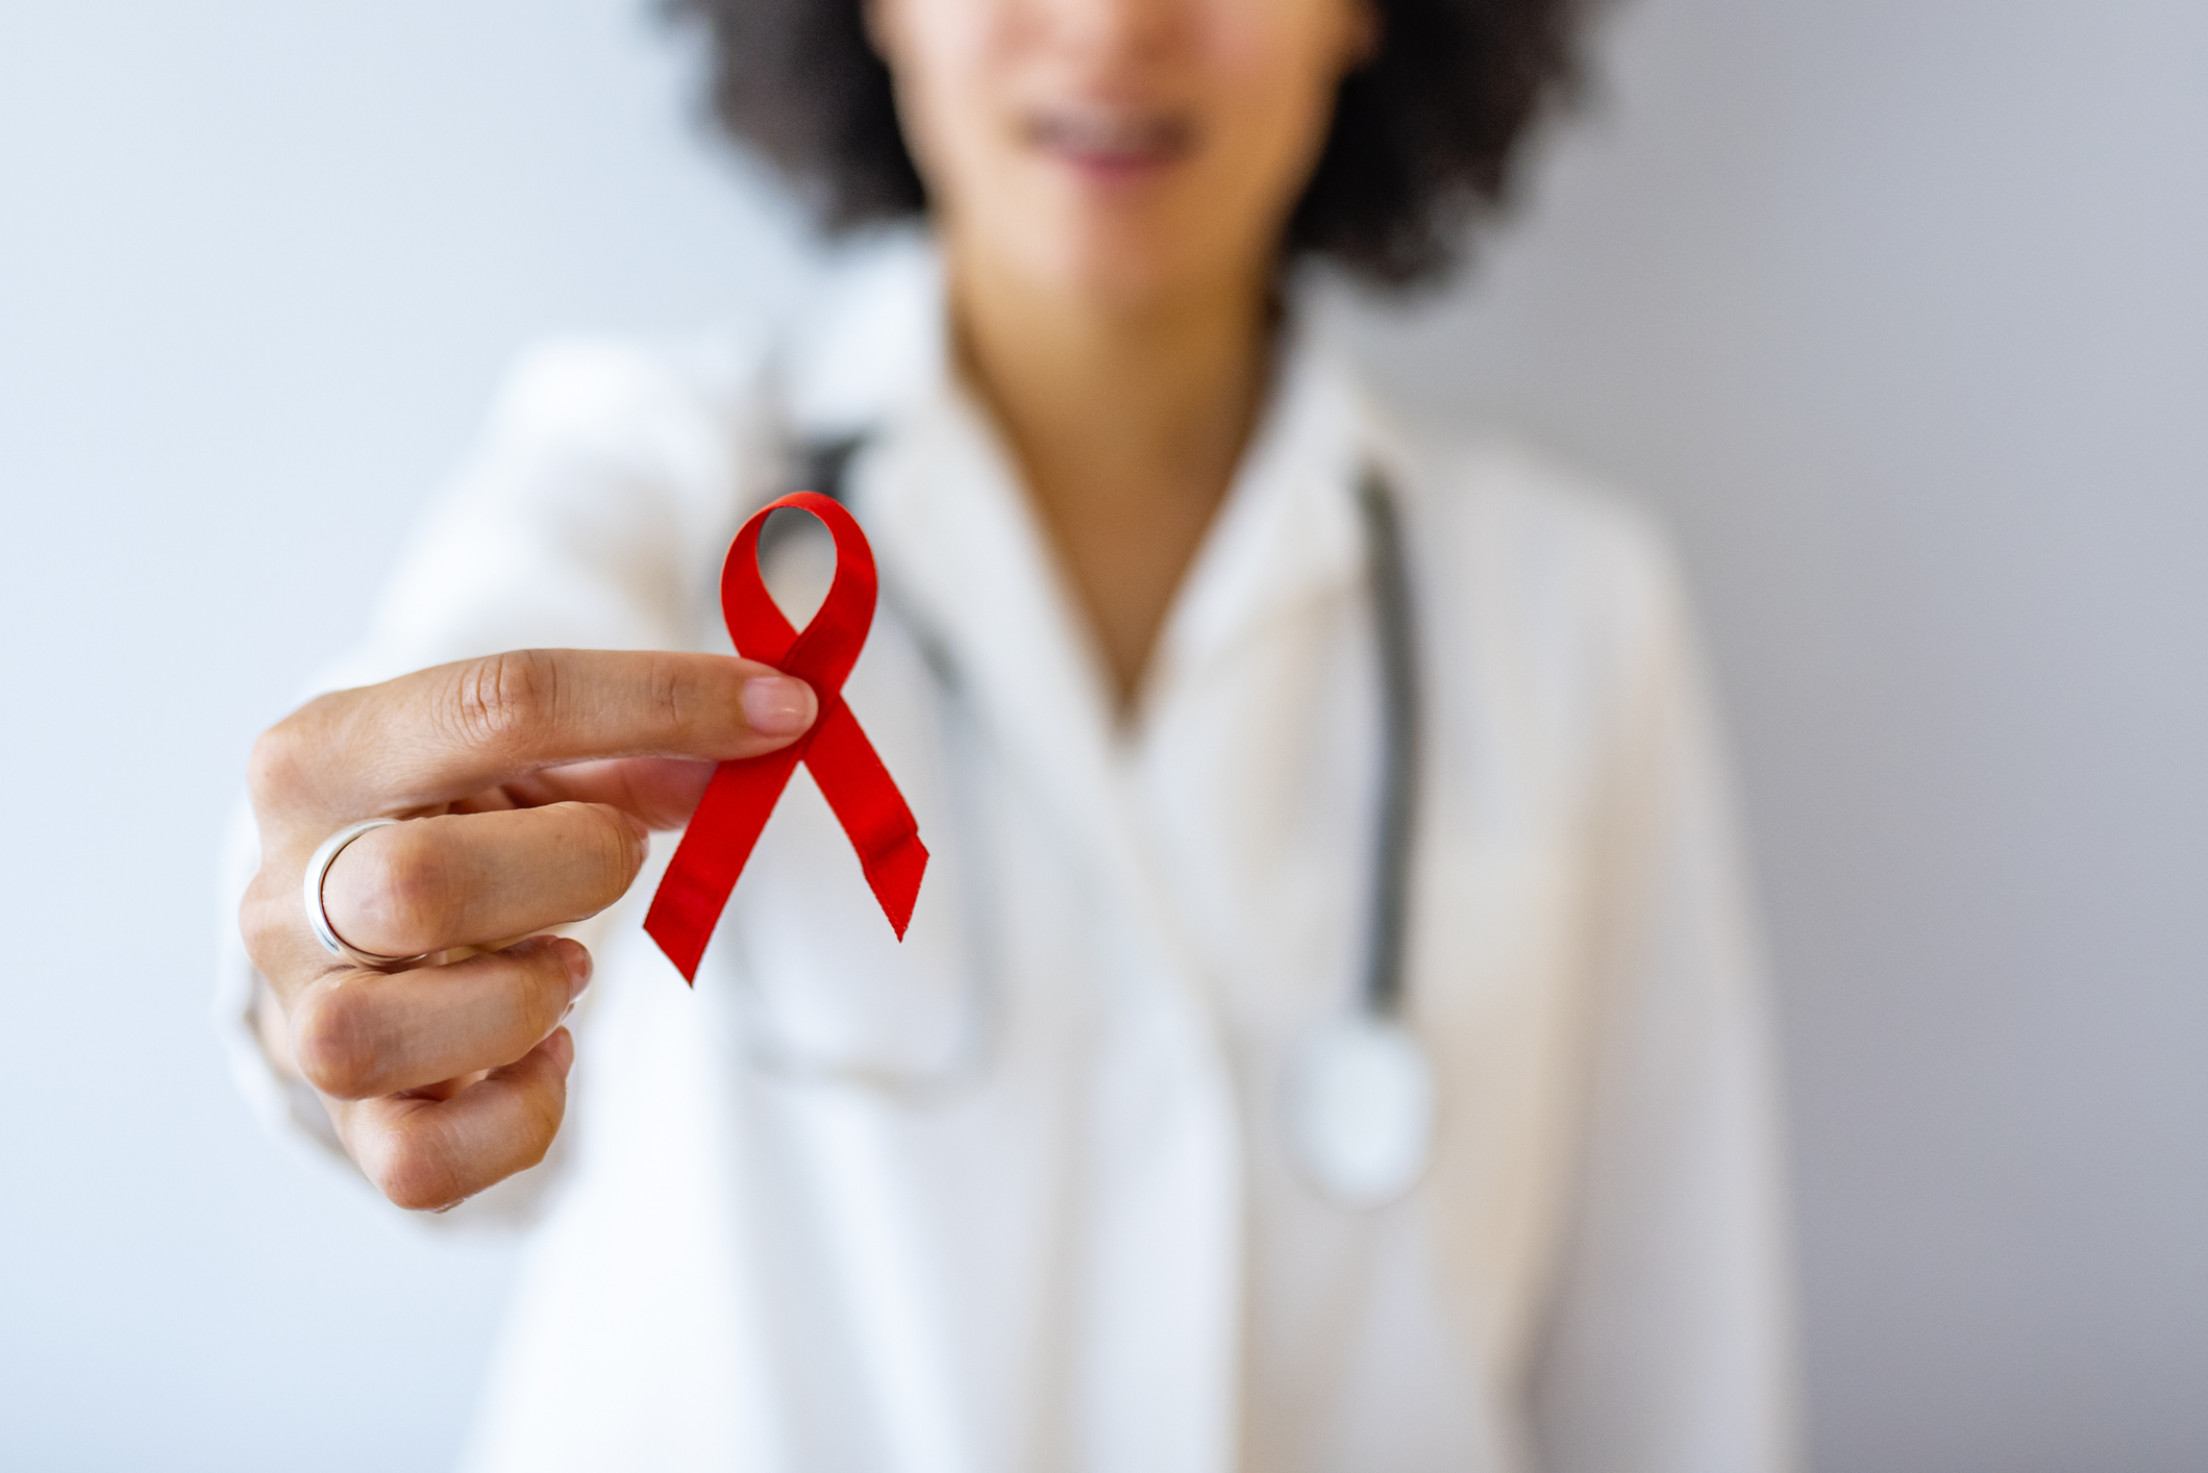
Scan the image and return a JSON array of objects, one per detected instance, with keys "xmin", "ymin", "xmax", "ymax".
[{"xmin": 664, "ymin": 0, "xmax": 1605, "ymax": 289}]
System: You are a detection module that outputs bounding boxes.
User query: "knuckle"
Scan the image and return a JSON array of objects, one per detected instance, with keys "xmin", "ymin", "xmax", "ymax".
[
  {"xmin": 515, "ymin": 1079, "xmax": 566, "ymax": 1170},
  {"xmin": 590, "ymin": 805, "xmax": 646, "ymax": 889},
  {"xmin": 647, "ymin": 653, "xmax": 697, "ymax": 737},
  {"xmin": 291, "ymin": 980, "xmax": 386, "ymax": 1098},
  {"xmin": 499, "ymin": 943, "xmax": 573, "ymax": 1034},
  {"xmin": 444, "ymin": 649, "xmax": 559, "ymax": 751},
  {"xmin": 236, "ymin": 873, "xmax": 293, "ymax": 974},
  {"xmin": 347, "ymin": 825, "xmax": 458, "ymax": 951},
  {"xmin": 245, "ymin": 716, "xmax": 313, "ymax": 810},
  {"xmin": 373, "ymin": 1120, "xmax": 470, "ymax": 1213}
]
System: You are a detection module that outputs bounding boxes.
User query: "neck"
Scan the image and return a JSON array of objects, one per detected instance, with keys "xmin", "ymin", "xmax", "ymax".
[
  {"xmin": 944, "ymin": 249, "xmax": 1280, "ymax": 523},
  {"xmin": 938, "ymin": 237, "xmax": 1286, "ymax": 716}
]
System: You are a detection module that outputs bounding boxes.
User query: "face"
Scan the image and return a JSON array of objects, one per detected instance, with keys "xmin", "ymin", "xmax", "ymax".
[{"xmin": 867, "ymin": 0, "xmax": 1378, "ymax": 313}]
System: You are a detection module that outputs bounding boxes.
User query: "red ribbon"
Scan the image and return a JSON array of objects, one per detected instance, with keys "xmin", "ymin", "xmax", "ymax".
[{"xmin": 644, "ymin": 491, "xmax": 929, "ymax": 984}]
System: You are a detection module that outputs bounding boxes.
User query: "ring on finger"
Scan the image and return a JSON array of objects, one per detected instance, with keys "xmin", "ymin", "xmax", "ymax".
[{"xmin": 304, "ymin": 818, "xmax": 436, "ymax": 970}]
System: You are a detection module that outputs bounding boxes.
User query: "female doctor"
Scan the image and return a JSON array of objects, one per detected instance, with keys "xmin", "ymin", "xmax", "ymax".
[{"xmin": 221, "ymin": 0, "xmax": 1802, "ymax": 1468}]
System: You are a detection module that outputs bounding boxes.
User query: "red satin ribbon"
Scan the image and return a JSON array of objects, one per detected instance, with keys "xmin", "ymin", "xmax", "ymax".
[{"xmin": 645, "ymin": 491, "xmax": 929, "ymax": 984}]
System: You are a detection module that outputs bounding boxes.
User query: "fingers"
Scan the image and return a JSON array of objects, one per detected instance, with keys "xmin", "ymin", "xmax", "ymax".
[
  {"xmin": 238, "ymin": 645, "xmax": 794, "ymax": 1212},
  {"xmin": 339, "ymin": 1028, "xmax": 575, "ymax": 1212},
  {"xmin": 485, "ymin": 756, "xmax": 723, "ymax": 832},
  {"xmin": 292, "ymin": 936, "xmax": 591, "ymax": 1100},
  {"xmin": 250, "ymin": 647, "xmax": 817, "ymax": 827},
  {"xmin": 318, "ymin": 801, "xmax": 647, "ymax": 961}
]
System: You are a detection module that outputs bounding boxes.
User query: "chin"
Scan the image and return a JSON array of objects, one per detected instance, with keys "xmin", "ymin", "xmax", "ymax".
[{"xmin": 998, "ymin": 213, "xmax": 1230, "ymax": 317}]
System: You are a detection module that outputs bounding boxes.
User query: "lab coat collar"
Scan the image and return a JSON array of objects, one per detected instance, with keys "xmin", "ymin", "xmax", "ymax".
[
  {"xmin": 771, "ymin": 230, "xmax": 1377, "ymax": 871},
  {"xmin": 775, "ymin": 229, "xmax": 1376, "ymax": 698}
]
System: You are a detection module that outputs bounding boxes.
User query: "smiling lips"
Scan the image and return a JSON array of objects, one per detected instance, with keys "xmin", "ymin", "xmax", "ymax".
[{"xmin": 1024, "ymin": 104, "xmax": 1197, "ymax": 180}]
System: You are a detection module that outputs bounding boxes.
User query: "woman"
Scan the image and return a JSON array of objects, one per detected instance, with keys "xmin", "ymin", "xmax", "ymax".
[{"xmin": 221, "ymin": 0, "xmax": 1801, "ymax": 1467}]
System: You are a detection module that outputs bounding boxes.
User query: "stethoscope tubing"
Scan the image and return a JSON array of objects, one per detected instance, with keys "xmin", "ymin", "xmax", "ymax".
[
  {"xmin": 743, "ymin": 430, "xmax": 1435, "ymax": 1205},
  {"xmin": 777, "ymin": 433, "xmax": 1422, "ymax": 1023}
]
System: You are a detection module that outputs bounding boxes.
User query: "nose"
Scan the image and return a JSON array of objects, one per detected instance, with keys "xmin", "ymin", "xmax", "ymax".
[{"xmin": 1035, "ymin": 0, "xmax": 1183, "ymax": 65}]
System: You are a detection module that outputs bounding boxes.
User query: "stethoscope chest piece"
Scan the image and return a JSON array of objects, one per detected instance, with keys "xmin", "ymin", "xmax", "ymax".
[{"xmin": 1282, "ymin": 1012, "xmax": 1436, "ymax": 1209}]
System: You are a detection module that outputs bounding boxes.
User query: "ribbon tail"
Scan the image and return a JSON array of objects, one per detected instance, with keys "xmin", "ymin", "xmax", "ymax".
[
  {"xmin": 865, "ymin": 831, "xmax": 930, "ymax": 940},
  {"xmin": 644, "ymin": 747, "xmax": 802, "ymax": 983},
  {"xmin": 803, "ymin": 701, "xmax": 929, "ymax": 940}
]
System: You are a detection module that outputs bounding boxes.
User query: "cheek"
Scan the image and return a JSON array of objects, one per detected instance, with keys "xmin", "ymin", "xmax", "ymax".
[
  {"xmin": 889, "ymin": 1, "xmax": 1012, "ymax": 187},
  {"xmin": 1198, "ymin": 21, "xmax": 1345, "ymax": 209}
]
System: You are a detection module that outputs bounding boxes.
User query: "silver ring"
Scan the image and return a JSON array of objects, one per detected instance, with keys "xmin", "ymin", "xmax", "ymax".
[{"xmin": 303, "ymin": 818, "xmax": 433, "ymax": 970}]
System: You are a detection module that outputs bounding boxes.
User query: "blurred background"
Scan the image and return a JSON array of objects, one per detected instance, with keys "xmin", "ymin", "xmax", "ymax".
[{"xmin": 2, "ymin": 1, "xmax": 2202, "ymax": 1469}]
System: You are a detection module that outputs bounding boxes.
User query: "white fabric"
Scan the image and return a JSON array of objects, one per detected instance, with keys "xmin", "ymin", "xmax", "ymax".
[{"xmin": 213, "ymin": 231, "xmax": 1803, "ymax": 1473}]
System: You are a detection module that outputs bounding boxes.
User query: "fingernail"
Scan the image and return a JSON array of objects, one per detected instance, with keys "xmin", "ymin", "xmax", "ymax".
[
  {"xmin": 544, "ymin": 1027, "xmax": 575, "ymax": 1073},
  {"xmin": 561, "ymin": 940, "xmax": 593, "ymax": 999},
  {"xmin": 740, "ymin": 675, "xmax": 817, "ymax": 736}
]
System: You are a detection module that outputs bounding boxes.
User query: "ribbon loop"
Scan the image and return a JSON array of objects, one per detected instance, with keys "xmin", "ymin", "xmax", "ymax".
[{"xmin": 645, "ymin": 491, "xmax": 928, "ymax": 983}]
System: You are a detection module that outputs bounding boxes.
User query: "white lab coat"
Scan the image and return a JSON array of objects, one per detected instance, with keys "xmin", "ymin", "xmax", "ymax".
[{"xmin": 215, "ymin": 231, "xmax": 1802, "ymax": 1472}]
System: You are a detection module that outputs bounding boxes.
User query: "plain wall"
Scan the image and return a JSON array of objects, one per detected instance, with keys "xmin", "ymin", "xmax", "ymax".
[{"xmin": 2, "ymin": 1, "xmax": 2202, "ymax": 1469}]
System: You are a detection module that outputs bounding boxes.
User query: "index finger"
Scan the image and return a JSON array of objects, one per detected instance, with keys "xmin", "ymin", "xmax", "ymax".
[{"xmin": 254, "ymin": 648, "xmax": 817, "ymax": 823}]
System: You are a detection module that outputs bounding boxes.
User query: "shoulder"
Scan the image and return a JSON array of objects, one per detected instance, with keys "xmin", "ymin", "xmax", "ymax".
[
  {"xmin": 477, "ymin": 325, "xmax": 778, "ymax": 472},
  {"xmin": 449, "ymin": 323, "xmax": 789, "ymax": 556},
  {"xmin": 1386, "ymin": 416, "xmax": 1714, "ymax": 789},
  {"xmin": 1399, "ymin": 419, "xmax": 1694, "ymax": 654}
]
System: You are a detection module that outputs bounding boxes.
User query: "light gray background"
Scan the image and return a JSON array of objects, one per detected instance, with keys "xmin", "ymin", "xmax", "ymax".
[{"xmin": 3, "ymin": 1, "xmax": 2202, "ymax": 1469}]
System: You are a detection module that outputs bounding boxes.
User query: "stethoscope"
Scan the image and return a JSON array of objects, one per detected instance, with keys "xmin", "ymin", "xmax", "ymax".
[{"xmin": 726, "ymin": 431, "xmax": 1438, "ymax": 1209}]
